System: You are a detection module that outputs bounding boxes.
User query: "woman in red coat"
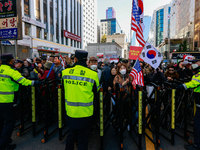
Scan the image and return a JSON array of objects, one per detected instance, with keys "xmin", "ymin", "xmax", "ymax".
[
  {"xmin": 38, "ymin": 61, "xmax": 55, "ymax": 95},
  {"xmin": 39, "ymin": 61, "xmax": 55, "ymax": 80}
]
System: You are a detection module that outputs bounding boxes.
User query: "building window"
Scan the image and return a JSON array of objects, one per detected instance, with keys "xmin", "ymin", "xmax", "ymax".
[
  {"xmin": 50, "ymin": 0, "xmax": 54, "ymax": 41},
  {"xmin": 25, "ymin": 23, "xmax": 31, "ymax": 36},
  {"xmin": 44, "ymin": 32, "xmax": 48, "ymax": 40},
  {"xmin": 35, "ymin": 0, "xmax": 40, "ymax": 21},
  {"xmin": 66, "ymin": 38, "xmax": 68, "ymax": 45},
  {"xmin": 24, "ymin": 0, "xmax": 30, "ymax": 17},
  {"xmin": 36, "ymin": 27, "xmax": 41, "ymax": 38},
  {"xmin": 43, "ymin": 0, "xmax": 47, "ymax": 23}
]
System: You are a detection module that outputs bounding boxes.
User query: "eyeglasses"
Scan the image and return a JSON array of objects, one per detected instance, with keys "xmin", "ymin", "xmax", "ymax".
[{"xmin": 169, "ymin": 70, "xmax": 174, "ymax": 71}]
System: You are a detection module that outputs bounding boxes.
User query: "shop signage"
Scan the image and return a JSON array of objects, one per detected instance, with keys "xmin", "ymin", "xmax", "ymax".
[
  {"xmin": 129, "ymin": 46, "xmax": 143, "ymax": 60},
  {"xmin": 0, "ymin": 0, "xmax": 17, "ymax": 18},
  {"xmin": 37, "ymin": 46, "xmax": 60, "ymax": 52},
  {"xmin": 1, "ymin": 40, "xmax": 11, "ymax": 45},
  {"xmin": 105, "ymin": 55, "xmax": 119, "ymax": 58},
  {"xmin": 22, "ymin": 15, "xmax": 46, "ymax": 29},
  {"xmin": 0, "ymin": 27, "xmax": 17, "ymax": 39},
  {"xmin": 0, "ymin": 0, "xmax": 22, "ymax": 40},
  {"xmin": 63, "ymin": 30, "xmax": 81, "ymax": 42}
]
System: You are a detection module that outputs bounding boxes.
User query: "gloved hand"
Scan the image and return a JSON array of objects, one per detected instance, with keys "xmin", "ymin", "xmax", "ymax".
[
  {"xmin": 34, "ymin": 81, "xmax": 42, "ymax": 86},
  {"xmin": 177, "ymin": 84, "xmax": 185, "ymax": 91}
]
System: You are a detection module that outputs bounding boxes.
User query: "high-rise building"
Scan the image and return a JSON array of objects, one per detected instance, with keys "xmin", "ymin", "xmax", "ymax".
[
  {"xmin": 148, "ymin": 4, "xmax": 171, "ymax": 55},
  {"xmin": 170, "ymin": 0, "xmax": 195, "ymax": 51},
  {"xmin": 193, "ymin": 0, "xmax": 200, "ymax": 51},
  {"xmin": 1, "ymin": 0, "xmax": 83, "ymax": 59},
  {"xmin": 82, "ymin": 0, "xmax": 97, "ymax": 49},
  {"xmin": 100, "ymin": 18, "xmax": 121, "ymax": 41},
  {"xmin": 106, "ymin": 7, "xmax": 116, "ymax": 19}
]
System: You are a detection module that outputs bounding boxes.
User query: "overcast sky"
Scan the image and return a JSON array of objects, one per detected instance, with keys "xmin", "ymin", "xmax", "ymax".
[{"xmin": 97, "ymin": 0, "xmax": 172, "ymax": 40}]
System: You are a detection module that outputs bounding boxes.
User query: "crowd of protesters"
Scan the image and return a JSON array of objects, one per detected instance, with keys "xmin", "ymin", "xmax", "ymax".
[{"xmin": 0, "ymin": 54, "xmax": 194, "ymax": 89}]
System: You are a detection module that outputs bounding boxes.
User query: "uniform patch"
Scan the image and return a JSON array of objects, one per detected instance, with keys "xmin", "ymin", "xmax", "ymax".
[{"xmin": 195, "ymin": 74, "xmax": 200, "ymax": 77}]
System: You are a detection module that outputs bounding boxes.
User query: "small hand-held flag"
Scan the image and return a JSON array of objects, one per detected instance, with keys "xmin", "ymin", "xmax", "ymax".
[
  {"xmin": 60, "ymin": 55, "xmax": 66, "ymax": 69},
  {"xmin": 140, "ymin": 42, "xmax": 163, "ymax": 69},
  {"xmin": 129, "ymin": 58, "xmax": 144, "ymax": 89}
]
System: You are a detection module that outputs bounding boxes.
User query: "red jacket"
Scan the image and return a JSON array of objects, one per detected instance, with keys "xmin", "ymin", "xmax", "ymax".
[{"xmin": 39, "ymin": 70, "xmax": 55, "ymax": 80}]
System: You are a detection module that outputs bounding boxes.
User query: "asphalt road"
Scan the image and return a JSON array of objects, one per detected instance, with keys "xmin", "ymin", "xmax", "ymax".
[{"xmin": 11, "ymin": 123, "xmax": 191, "ymax": 150}]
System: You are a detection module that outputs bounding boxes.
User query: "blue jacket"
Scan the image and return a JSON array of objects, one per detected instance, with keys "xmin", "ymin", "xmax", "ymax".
[{"xmin": 53, "ymin": 64, "xmax": 63, "ymax": 80}]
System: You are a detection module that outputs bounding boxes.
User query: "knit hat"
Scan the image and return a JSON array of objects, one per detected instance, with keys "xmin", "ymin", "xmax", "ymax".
[{"xmin": 44, "ymin": 61, "xmax": 53, "ymax": 69}]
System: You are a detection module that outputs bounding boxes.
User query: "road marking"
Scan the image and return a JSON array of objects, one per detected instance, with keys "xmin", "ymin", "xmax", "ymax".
[{"xmin": 145, "ymin": 105, "xmax": 155, "ymax": 150}]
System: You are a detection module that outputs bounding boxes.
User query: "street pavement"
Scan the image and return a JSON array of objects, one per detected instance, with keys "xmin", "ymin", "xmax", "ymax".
[{"xmin": 11, "ymin": 124, "xmax": 191, "ymax": 150}]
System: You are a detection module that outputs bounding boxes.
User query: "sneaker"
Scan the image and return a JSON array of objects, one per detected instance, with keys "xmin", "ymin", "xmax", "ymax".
[{"xmin": 184, "ymin": 143, "xmax": 200, "ymax": 150}]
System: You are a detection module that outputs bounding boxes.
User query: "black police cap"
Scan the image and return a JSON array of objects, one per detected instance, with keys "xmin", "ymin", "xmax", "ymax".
[
  {"xmin": 0, "ymin": 53, "xmax": 14, "ymax": 62},
  {"xmin": 75, "ymin": 50, "xmax": 88, "ymax": 62},
  {"xmin": 15, "ymin": 59, "xmax": 24, "ymax": 64}
]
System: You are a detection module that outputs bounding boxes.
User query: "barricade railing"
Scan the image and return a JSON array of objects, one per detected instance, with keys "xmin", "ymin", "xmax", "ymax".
[
  {"xmin": 16, "ymin": 85, "xmax": 32, "ymax": 136},
  {"xmin": 99, "ymin": 83, "xmax": 143, "ymax": 150}
]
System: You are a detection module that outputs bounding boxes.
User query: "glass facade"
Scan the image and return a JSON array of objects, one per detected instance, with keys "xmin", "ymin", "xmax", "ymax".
[
  {"xmin": 100, "ymin": 18, "xmax": 121, "ymax": 37},
  {"xmin": 106, "ymin": 7, "xmax": 116, "ymax": 19},
  {"xmin": 50, "ymin": 0, "xmax": 54, "ymax": 42},
  {"xmin": 35, "ymin": 0, "xmax": 41, "ymax": 21},
  {"xmin": 194, "ymin": 0, "xmax": 200, "ymax": 50},
  {"xmin": 170, "ymin": 0, "xmax": 195, "ymax": 51},
  {"xmin": 156, "ymin": 9, "xmax": 164, "ymax": 47},
  {"xmin": 24, "ymin": 0, "xmax": 30, "ymax": 17}
]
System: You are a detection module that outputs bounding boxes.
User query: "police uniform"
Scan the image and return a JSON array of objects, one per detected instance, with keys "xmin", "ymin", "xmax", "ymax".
[
  {"xmin": 0, "ymin": 54, "xmax": 36, "ymax": 150},
  {"xmin": 178, "ymin": 57, "xmax": 200, "ymax": 150},
  {"xmin": 62, "ymin": 50, "xmax": 100, "ymax": 150}
]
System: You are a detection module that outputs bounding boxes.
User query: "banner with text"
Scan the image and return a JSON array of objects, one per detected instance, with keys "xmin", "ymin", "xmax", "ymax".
[{"xmin": 129, "ymin": 46, "xmax": 143, "ymax": 60}]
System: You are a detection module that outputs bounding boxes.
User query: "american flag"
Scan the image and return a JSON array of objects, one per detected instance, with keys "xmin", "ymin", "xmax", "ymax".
[
  {"xmin": 131, "ymin": 0, "xmax": 145, "ymax": 47},
  {"xmin": 129, "ymin": 59, "xmax": 144, "ymax": 89}
]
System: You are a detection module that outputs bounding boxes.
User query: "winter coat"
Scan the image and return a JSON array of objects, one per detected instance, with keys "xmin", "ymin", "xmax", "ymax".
[
  {"xmin": 101, "ymin": 65, "xmax": 111, "ymax": 92},
  {"xmin": 164, "ymin": 71, "xmax": 179, "ymax": 80},
  {"xmin": 39, "ymin": 70, "xmax": 55, "ymax": 80},
  {"xmin": 17, "ymin": 66, "xmax": 29, "ymax": 78},
  {"xmin": 53, "ymin": 64, "xmax": 63, "ymax": 80}
]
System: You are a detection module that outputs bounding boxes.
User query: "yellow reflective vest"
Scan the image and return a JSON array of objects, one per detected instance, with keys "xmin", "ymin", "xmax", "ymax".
[
  {"xmin": 0, "ymin": 64, "xmax": 34, "ymax": 103},
  {"xmin": 62, "ymin": 65, "xmax": 100, "ymax": 118},
  {"xmin": 184, "ymin": 70, "xmax": 200, "ymax": 92}
]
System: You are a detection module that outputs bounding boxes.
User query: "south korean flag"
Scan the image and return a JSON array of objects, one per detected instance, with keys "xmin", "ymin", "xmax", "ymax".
[{"xmin": 140, "ymin": 42, "xmax": 163, "ymax": 69}]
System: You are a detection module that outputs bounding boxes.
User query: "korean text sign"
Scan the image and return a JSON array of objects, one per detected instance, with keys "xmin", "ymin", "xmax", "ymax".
[{"xmin": 129, "ymin": 46, "xmax": 143, "ymax": 60}]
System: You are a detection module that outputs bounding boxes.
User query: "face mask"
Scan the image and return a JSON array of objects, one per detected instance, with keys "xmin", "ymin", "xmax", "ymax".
[
  {"xmin": 192, "ymin": 64, "xmax": 199, "ymax": 70},
  {"xmin": 120, "ymin": 69, "xmax": 126, "ymax": 75},
  {"xmin": 90, "ymin": 65, "xmax": 97, "ymax": 70}
]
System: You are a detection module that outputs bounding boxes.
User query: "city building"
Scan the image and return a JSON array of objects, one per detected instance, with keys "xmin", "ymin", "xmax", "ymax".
[
  {"xmin": 194, "ymin": 0, "xmax": 200, "ymax": 51},
  {"xmin": 106, "ymin": 7, "xmax": 116, "ymax": 19},
  {"xmin": 100, "ymin": 18, "xmax": 121, "ymax": 41},
  {"xmin": 106, "ymin": 34, "xmax": 128, "ymax": 58},
  {"xmin": 87, "ymin": 42, "xmax": 122, "ymax": 59},
  {"xmin": 1, "ymin": 0, "xmax": 83, "ymax": 59},
  {"xmin": 82, "ymin": 0, "xmax": 97, "ymax": 49},
  {"xmin": 148, "ymin": 4, "xmax": 171, "ymax": 57},
  {"xmin": 170, "ymin": 0, "xmax": 195, "ymax": 51}
]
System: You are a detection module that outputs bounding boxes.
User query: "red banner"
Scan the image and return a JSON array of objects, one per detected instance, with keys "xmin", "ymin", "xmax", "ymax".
[
  {"xmin": 129, "ymin": 46, "xmax": 143, "ymax": 60},
  {"xmin": 63, "ymin": 30, "xmax": 81, "ymax": 42}
]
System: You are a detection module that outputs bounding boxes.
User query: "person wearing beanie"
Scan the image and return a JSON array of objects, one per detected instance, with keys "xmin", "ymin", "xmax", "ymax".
[
  {"xmin": 39, "ymin": 61, "xmax": 55, "ymax": 80},
  {"xmin": 62, "ymin": 50, "xmax": 100, "ymax": 150}
]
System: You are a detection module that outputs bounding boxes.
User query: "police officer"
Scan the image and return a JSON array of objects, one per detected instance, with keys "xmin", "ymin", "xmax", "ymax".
[
  {"xmin": 0, "ymin": 53, "xmax": 40, "ymax": 150},
  {"xmin": 62, "ymin": 50, "xmax": 100, "ymax": 150},
  {"xmin": 177, "ymin": 56, "xmax": 200, "ymax": 150}
]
